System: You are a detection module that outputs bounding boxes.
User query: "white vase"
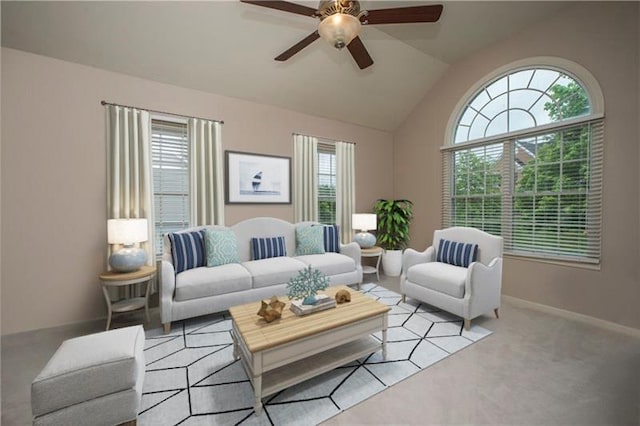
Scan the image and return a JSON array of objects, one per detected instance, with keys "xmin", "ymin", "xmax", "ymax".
[{"xmin": 382, "ymin": 249, "xmax": 403, "ymax": 277}]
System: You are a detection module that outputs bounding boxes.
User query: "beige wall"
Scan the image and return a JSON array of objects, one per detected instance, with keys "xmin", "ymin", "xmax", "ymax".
[
  {"xmin": 0, "ymin": 48, "xmax": 393, "ymax": 335},
  {"xmin": 394, "ymin": 2, "xmax": 640, "ymax": 329}
]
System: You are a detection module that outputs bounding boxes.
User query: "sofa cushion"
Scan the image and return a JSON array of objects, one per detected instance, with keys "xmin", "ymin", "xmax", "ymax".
[
  {"xmin": 436, "ymin": 238, "xmax": 478, "ymax": 268},
  {"xmin": 168, "ymin": 230, "xmax": 206, "ymax": 273},
  {"xmin": 31, "ymin": 326, "xmax": 145, "ymax": 417},
  {"xmin": 175, "ymin": 264, "xmax": 252, "ymax": 301},
  {"xmin": 407, "ymin": 262, "xmax": 467, "ymax": 299},
  {"xmin": 242, "ymin": 257, "xmax": 307, "ymax": 289},
  {"xmin": 295, "ymin": 224, "xmax": 325, "ymax": 256},
  {"xmin": 295, "ymin": 253, "xmax": 355, "ymax": 276},
  {"xmin": 205, "ymin": 229, "xmax": 240, "ymax": 267},
  {"xmin": 321, "ymin": 225, "xmax": 341, "ymax": 253},
  {"xmin": 251, "ymin": 236, "xmax": 287, "ymax": 260}
]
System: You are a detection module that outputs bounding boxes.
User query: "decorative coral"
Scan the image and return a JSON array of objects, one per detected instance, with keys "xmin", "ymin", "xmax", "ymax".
[{"xmin": 287, "ymin": 265, "xmax": 330, "ymax": 305}]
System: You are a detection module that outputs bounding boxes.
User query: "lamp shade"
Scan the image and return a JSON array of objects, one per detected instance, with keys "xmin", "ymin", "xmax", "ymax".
[
  {"xmin": 318, "ymin": 13, "xmax": 361, "ymax": 49},
  {"xmin": 107, "ymin": 218, "xmax": 148, "ymax": 245},
  {"xmin": 352, "ymin": 214, "xmax": 376, "ymax": 231},
  {"xmin": 352, "ymin": 213, "xmax": 376, "ymax": 249}
]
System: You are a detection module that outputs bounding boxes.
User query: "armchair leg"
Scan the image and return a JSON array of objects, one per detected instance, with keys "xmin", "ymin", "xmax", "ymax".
[
  {"xmin": 494, "ymin": 308, "xmax": 500, "ymax": 319},
  {"xmin": 401, "ymin": 294, "xmax": 406, "ymax": 303},
  {"xmin": 463, "ymin": 319, "xmax": 471, "ymax": 330},
  {"xmin": 163, "ymin": 323, "xmax": 171, "ymax": 334}
]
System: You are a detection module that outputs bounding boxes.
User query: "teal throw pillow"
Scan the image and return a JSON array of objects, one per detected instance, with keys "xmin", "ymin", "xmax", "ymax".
[
  {"xmin": 205, "ymin": 229, "xmax": 240, "ymax": 267},
  {"xmin": 295, "ymin": 225, "xmax": 325, "ymax": 256}
]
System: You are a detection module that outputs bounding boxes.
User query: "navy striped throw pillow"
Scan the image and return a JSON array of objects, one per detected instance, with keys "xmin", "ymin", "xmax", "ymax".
[
  {"xmin": 168, "ymin": 230, "xmax": 206, "ymax": 273},
  {"xmin": 323, "ymin": 225, "xmax": 340, "ymax": 253},
  {"xmin": 436, "ymin": 238, "xmax": 478, "ymax": 268},
  {"xmin": 251, "ymin": 236, "xmax": 287, "ymax": 260}
]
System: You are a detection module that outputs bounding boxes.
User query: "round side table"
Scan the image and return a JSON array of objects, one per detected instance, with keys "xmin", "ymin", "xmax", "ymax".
[
  {"xmin": 361, "ymin": 246, "xmax": 383, "ymax": 281},
  {"xmin": 99, "ymin": 265, "xmax": 156, "ymax": 330}
]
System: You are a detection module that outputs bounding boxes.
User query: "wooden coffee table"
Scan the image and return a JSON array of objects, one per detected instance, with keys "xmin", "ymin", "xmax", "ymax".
[{"xmin": 229, "ymin": 285, "xmax": 390, "ymax": 414}]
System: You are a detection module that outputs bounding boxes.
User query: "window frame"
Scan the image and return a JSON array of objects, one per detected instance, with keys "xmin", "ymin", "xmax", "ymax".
[{"xmin": 442, "ymin": 58, "xmax": 605, "ymax": 265}]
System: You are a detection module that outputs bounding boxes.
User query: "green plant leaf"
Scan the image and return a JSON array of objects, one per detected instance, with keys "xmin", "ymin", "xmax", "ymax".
[{"xmin": 373, "ymin": 198, "xmax": 413, "ymax": 250}]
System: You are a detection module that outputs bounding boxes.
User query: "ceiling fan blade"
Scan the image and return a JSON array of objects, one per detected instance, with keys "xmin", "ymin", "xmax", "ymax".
[
  {"xmin": 240, "ymin": 0, "xmax": 318, "ymax": 18},
  {"xmin": 347, "ymin": 36, "xmax": 374, "ymax": 70},
  {"xmin": 275, "ymin": 31, "xmax": 320, "ymax": 61},
  {"xmin": 364, "ymin": 5, "xmax": 443, "ymax": 25}
]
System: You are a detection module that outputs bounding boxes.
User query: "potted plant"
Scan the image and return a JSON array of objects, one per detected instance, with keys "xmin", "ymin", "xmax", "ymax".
[{"xmin": 373, "ymin": 199, "xmax": 413, "ymax": 277}]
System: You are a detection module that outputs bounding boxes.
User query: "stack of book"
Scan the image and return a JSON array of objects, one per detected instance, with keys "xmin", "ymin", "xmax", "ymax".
[{"xmin": 290, "ymin": 294, "xmax": 336, "ymax": 316}]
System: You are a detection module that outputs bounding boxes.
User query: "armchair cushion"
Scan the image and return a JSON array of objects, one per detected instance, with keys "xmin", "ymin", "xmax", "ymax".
[
  {"xmin": 436, "ymin": 238, "xmax": 478, "ymax": 268},
  {"xmin": 406, "ymin": 262, "xmax": 467, "ymax": 298}
]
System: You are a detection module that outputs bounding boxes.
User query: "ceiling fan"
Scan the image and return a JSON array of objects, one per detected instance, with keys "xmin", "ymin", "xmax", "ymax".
[{"xmin": 240, "ymin": 0, "xmax": 443, "ymax": 70}]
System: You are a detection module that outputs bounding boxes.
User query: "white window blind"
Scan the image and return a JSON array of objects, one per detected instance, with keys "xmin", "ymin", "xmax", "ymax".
[
  {"xmin": 151, "ymin": 120, "xmax": 190, "ymax": 256},
  {"xmin": 443, "ymin": 119, "xmax": 603, "ymax": 263},
  {"xmin": 318, "ymin": 143, "xmax": 337, "ymax": 224}
]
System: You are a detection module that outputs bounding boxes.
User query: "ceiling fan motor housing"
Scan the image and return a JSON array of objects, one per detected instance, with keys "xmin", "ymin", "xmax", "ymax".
[{"xmin": 317, "ymin": 0, "xmax": 362, "ymax": 19}]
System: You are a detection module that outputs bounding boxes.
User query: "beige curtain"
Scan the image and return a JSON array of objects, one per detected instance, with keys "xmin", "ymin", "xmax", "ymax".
[
  {"xmin": 336, "ymin": 141, "xmax": 355, "ymax": 244},
  {"xmin": 293, "ymin": 134, "xmax": 319, "ymax": 222},
  {"xmin": 106, "ymin": 105, "xmax": 155, "ymax": 296},
  {"xmin": 189, "ymin": 118, "xmax": 225, "ymax": 226}
]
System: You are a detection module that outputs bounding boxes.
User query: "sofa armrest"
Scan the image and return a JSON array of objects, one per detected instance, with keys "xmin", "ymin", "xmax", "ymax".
[
  {"xmin": 465, "ymin": 257, "xmax": 503, "ymax": 317},
  {"xmin": 340, "ymin": 242, "xmax": 361, "ymax": 265},
  {"xmin": 159, "ymin": 260, "xmax": 176, "ymax": 325},
  {"xmin": 402, "ymin": 246, "xmax": 435, "ymax": 274}
]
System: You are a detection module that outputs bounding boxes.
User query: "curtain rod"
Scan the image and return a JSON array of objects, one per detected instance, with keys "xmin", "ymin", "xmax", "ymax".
[
  {"xmin": 100, "ymin": 100, "xmax": 224, "ymax": 124},
  {"xmin": 292, "ymin": 132, "xmax": 356, "ymax": 145}
]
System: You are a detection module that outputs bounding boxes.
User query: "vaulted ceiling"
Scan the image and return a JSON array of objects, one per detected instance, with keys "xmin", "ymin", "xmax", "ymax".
[{"xmin": 1, "ymin": 1, "xmax": 569, "ymax": 131}]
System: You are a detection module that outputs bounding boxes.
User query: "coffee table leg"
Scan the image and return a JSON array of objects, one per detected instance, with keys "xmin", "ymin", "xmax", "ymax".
[
  {"xmin": 253, "ymin": 373, "xmax": 263, "ymax": 415},
  {"xmin": 382, "ymin": 313, "xmax": 388, "ymax": 360},
  {"xmin": 253, "ymin": 352, "xmax": 263, "ymax": 415},
  {"xmin": 231, "ymin": 331, "xmax": 238, "ymax": 360}
]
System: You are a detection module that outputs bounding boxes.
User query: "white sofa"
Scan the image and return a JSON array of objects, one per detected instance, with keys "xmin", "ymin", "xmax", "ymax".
[{"xmin": 160, "ymin": 217, "xmax": 363, "ymax": 332}]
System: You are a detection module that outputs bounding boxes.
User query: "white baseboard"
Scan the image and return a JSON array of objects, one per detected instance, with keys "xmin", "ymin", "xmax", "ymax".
[{"xmin": 503, "ymin": 295, "xmax": 640, "ymax": 339}]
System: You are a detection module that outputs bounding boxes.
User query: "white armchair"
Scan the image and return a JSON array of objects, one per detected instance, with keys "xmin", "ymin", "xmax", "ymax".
[{"xmin": 400, "ymin": 227, "xmax": 503, "ymax": 330}]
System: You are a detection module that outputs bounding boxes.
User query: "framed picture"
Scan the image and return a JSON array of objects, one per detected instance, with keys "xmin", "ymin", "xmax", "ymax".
[{"xmin": 225, "ymin": 150, "xmax": 291, "ymax": 204}]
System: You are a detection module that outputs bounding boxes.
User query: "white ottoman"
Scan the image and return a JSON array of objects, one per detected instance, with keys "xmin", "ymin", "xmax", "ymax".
[{"xmin": 31, "ymin": 326, "xmax": 145, "ymax": 426}]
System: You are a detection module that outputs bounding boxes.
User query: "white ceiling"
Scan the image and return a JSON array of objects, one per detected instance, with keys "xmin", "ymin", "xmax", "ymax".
[{"xmin": 1, "ymin": 1, "xmax": 569, "ymax": 131}]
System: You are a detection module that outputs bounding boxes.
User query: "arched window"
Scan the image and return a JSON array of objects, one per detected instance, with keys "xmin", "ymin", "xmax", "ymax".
[{"xmin": 443, "ymin": 58, "xmax": 604, "ymax": 264}]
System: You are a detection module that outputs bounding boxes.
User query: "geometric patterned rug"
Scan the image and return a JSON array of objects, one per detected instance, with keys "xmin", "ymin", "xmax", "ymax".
[{"xmin": 139, "ymin": 283, "xmax": 492, "ymax": 425}]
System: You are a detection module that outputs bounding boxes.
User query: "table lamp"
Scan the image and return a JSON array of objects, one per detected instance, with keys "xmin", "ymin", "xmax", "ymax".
[
  {"xmin": 352, "ymin": 213, "xmax": 377, "ymax": 249},
  {"xmin": 107, "ymin": 218, "xmax": 148, "ymax": 272}
]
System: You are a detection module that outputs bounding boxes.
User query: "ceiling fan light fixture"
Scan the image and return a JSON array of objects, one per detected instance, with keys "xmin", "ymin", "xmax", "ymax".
[{"xmin": 318, "ymin": 13, "xmax": 360, "ymax": 50}]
